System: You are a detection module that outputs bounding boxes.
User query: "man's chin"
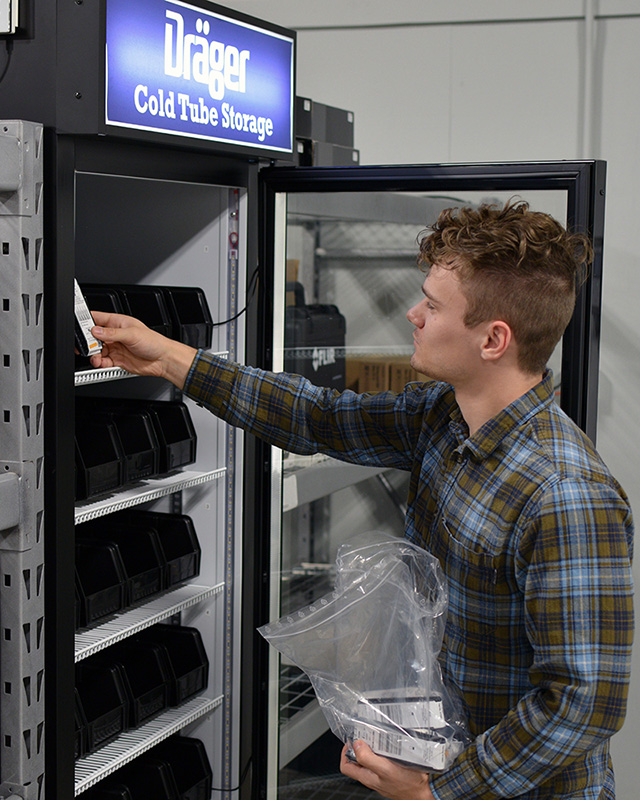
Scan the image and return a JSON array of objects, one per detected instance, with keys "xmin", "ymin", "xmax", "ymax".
[
  {"xmin": 412, "ymin": 360, "xmax": 442, "ymax": 382},
  {"xmin": 410, "ymin": 357, "xmax": 428, "ymax": 377}
]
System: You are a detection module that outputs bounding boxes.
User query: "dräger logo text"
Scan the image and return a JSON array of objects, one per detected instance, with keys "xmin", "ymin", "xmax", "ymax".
[
  {"xmin": 129, "ymin": 7, "xmax": 276, "ymax": 142},
  {"xmin": 164, "ymin": 10, "xmax": 250, "ymax": 101}
]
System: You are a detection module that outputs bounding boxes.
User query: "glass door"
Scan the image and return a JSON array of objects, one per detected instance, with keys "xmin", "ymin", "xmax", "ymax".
[{"xmin": 258, "ymin": 162, "xmax": 606, "ymax": 800}]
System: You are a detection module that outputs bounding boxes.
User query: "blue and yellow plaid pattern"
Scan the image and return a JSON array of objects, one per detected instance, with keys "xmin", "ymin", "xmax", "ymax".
[{"xmin": 185, "ymin": 352, "xmax": 634, "ymax": 800}]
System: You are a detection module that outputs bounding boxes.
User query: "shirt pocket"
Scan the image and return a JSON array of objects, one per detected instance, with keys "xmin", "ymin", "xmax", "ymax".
[{"xmin": 437, "ymin": 515, "xmax": 500, "ymax": 635}]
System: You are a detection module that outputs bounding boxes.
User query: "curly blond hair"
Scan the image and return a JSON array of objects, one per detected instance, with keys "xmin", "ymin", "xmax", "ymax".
[{"xmin": 418, "ymin": 200, "xmax": 593, "ymax": 374}]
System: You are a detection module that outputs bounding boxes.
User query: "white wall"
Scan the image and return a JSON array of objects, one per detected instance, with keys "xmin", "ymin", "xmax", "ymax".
[{"xmin": 225, "ymin": 2, "xmax": 640, "ymax": 795}]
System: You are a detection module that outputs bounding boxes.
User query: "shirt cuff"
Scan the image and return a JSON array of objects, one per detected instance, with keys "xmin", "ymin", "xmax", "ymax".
[
  {"xmin": 428, "ymin": 746, "xmax": 502, "ymax": 800},
  {"xmin": 183, "ymin": 348, "xmax": 207, "ymax": 396}
]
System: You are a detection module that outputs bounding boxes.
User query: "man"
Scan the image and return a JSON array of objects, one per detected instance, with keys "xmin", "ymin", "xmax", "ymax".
[{"xmin": 89, "ymin": 200, "xmax": 634, "ymax": 800}]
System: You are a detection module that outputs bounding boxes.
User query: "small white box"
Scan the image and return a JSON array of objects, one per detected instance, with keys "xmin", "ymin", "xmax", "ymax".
[{"xmin": 348, "ymin": 689, "xmax": 464, "ymax": 771}]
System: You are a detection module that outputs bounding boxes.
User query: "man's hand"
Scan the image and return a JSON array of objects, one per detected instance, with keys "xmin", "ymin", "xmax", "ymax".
[
  {"xmin": 89, "ymin": 311, "xmax": 197, "ymax": 389},
  {"xmin": 340, "ymin": 741, "xmax": 435, "ymax": 800}
]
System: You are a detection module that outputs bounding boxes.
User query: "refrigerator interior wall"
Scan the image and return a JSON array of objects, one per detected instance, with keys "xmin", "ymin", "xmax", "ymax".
[
  {"xmin": 72, "ymin": 172, "xmax": 246, "ymax": 795},
  {"xmin": 271, "ymin": 187, "xmax": 569, "ymax": 798}
]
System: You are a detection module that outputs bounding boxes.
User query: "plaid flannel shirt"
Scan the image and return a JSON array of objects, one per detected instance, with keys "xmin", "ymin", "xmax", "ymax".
[{"xmin": 184, "ymin": 351, "xmax": 634, "ymax": 800}]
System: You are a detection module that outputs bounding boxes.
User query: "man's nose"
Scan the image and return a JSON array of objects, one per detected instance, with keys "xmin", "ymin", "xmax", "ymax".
[{"xmin": 407, "ymin": 303, "xmax": 421, "ymax": 325}]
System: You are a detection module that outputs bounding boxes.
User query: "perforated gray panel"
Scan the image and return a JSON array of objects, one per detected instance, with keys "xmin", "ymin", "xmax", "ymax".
[{"xmin": 0, "ymin": 120, "xmax": 45, "ymax": 800}]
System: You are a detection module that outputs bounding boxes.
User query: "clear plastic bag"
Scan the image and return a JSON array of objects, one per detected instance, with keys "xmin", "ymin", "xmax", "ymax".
[{"xmin": 259, "ymin": 532, "xmax": 471, "ymax": 772}]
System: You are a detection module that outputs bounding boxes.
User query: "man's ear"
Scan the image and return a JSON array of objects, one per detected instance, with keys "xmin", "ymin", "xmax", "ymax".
[{"xmin": 480, "ymin": 320, "xmax": 512, "ymax": 362}]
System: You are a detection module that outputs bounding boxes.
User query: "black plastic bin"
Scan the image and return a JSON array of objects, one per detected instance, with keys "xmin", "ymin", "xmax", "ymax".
[
  {"xmin": 84, "ymin": 784, "xmax": 134, "ymax": 800},
  {"xmin": 80, "ymin": 284, "xmax": 127, "ymax": 316},
  {"xmin": 79, "ymin": 518, "xmax": 165, "ymax": 604},
  {"xmin": 89, "ymin": 399, "xmax": 197, "ymax": 475},
  {"xmin": 284, "ymin": 281, "xmax": 347, "ymax": 391},
  {"xmin": 107, "ymin": 757, "xmax": 181, "ymax": 800},
  {"xmin": 75, "ymin": 285, "xmax": 126, "ymax": 370},
  {"xmin": 77, "ymin": 400, "xmax": 161, "ymax": 484},
  {"xmin": 75, "ymin": 582, "xmax": 81, "ymax": 629},
  {"xmin": 75, "ymin": 419, "xmax": 125, "ymax": 500},
  {"xmin": 159, "ymin": 286, "xmax": 214, "ymax": 349},
  {"xmin": 136, "ymin": 624, "xmax": 209, "ymax": 706},
  {"xmin": 145, "ymin": 401, "xmax": 197, "ymax": 473},
  {"xmin": 149, "ymin": 736, "xmax": 213, "ymax": 800},
  {"xmin": 93, "ymin": 639, "xmax": 170, "ymax": 728},
  {"xmin": 76, "ymin": 661, "xmax": 129, "ymax": 753},
  {"xmin": 117, "ymin": 510, "xmax": 201, "ymax": 587},
  {"xmin": 75, "ymin": 689, "xmax": 87, "ymax": 761},
  {"xmin": 117, "ymin": 285, "xmax": 173, "ymax": 337},
  {"xmin": 75, "ymin": 539, "xmax": 127, "ymax": 627}
]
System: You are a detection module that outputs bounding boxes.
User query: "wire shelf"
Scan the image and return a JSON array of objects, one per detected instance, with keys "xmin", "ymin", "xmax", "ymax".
[
  {"xmin": 278, "ymin": 774, "xmax": 378, "ymax": 800},
  {"xmin": 280, "ymin": 568, "xmax": 335, "ymax": 616},
  {"xmin": 280, "ymin": 665, "xmax": 317, "ymax": 721},
  {"xmin": 74, "ymin": 468, "xmax": 226, "ymax": 524},
  {"xmin": 74, "ymin": 351, "xmax": 229, "ymax": 387},
  {"xmin": 75, "ymin": 582, "xmax": 224, "ymax": 661},
  {"xmin": 74, "ymin": 694, "xmax": 223, "ymax": 795}
]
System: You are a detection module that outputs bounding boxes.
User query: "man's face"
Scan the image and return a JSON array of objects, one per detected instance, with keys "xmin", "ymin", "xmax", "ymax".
[{"xmin": 406, "ymin": 262, "xmax": 484, "ymax": 386}]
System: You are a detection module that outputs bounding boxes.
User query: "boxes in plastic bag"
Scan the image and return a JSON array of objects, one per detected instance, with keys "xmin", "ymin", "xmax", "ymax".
[{"xmin": 259, "ymin": 533, "xmax": 470, "ymax": 772}]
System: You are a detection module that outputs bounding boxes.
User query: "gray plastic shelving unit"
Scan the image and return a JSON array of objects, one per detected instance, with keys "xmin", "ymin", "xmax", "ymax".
[{"xmin": 0, "ymin": 120, "xmax": 45, "ymax": 800}]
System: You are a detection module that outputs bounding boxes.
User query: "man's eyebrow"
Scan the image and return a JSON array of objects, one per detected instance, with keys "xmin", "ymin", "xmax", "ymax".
[{"xmin": 422, "ymin": 285, "xmax": 439, "ymax": 303}]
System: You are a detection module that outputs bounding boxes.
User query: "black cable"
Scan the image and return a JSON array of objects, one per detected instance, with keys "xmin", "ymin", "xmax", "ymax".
[
  {"xmin": 212, "ymin": 265, "xmax": 260, "ymax": 328},
  {"xmin": 0, "ymin": 38, "xmax": 14, "ymax": 85},
  {"xmin": 210, "ymin": 755, "xmax": 252, "ymax": 793}
]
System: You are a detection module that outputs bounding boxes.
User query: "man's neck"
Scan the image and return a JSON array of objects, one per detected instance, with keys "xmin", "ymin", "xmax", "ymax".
[{"xmin": 454, "ymin": 370, "xmax": 544, "ymax": 437}]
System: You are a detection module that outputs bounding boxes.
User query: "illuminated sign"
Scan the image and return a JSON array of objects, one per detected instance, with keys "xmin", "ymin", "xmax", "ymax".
[{"xmin": 105, "ymin": 0, "xmax": 295, "ymax": 152}]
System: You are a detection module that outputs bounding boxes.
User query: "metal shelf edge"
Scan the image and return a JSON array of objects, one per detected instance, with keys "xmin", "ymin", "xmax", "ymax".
[
  {"xmin": 74, "ymin": 468, "xmax": 227, "ymax": 524},
  {"xmin": 74, "ymin": 582, "xmax": 225, "ymax": 661},
  {"xmin": 74, "ymin": 694, "xmax": 223, "ymax": 794},
  {"xmin": 74, "ymin": 351, "xmax": 229, "ymax": 387}
]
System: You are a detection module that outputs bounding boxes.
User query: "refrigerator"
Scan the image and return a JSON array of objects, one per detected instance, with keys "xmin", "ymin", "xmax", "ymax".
[
  {"xmin": 257, "ymin": 162, "xmax": 604, "ymax": 800},
  {"xmin": 0, "ymin": 3, "xmax": 605, "ymax": 800}
]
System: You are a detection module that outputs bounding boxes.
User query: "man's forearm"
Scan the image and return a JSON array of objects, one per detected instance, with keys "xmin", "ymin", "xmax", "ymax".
[{"xmin": 160, "ymin": 338, "xmax": 198, "ymax": 389}]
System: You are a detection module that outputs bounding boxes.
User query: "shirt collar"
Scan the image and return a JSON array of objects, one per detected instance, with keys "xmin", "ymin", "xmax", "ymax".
[{"xmin": 448, "ymin": 370, "xmax": 555, "ymax": 461}]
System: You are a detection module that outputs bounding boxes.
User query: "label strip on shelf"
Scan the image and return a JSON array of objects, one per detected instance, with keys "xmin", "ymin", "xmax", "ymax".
[
  {"xmin": 74, "ymin": 694, "xmax": 223, "ymax": 795},
  {"xmin": 74, "ymin": 351, "xmax": 229, "ymax": 386},
  {"xmin": 74, "ymin": 468, "xmax": 226, "ymax": 524},
  {"xmin": 75, "ymin": 582, "xmax": 225, "ymax": 661},
  {"xmin": 74, "ymin": 366, "xmax": 136, "ymax": 386}
]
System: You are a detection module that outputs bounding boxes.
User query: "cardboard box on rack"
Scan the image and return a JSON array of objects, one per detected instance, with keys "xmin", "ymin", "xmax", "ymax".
[
  {"xmin": 346, "ymin": 356, "xmax": 422, "ymax": 394},
  {"xmin": 346, "ymin": 356, "xmax": 390, "ymax": 393},
  {"xmin": 388, "ymin": 357, "xmax": 422, "ymax": 392}
]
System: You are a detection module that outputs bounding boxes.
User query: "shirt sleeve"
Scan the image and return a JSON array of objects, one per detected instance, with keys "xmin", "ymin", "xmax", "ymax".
[
  {"xmin": 430, "ymin": 477, "xmax": 634, "ymax": 800},
  {"xmin": 183, "ymin": 349, "xmax": 429, "ymax": 470}
]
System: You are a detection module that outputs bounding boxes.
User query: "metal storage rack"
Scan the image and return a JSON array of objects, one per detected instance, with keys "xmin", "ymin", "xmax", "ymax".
[{"xmin": 0, "ymin": 120, "xmax": 45, "ymax": 800}]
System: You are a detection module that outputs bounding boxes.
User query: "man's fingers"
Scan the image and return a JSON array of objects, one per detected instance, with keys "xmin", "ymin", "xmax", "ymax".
[
  {"xmin": 340, "ymin": 743, "xmax": 378, "ymax": 788},
  {"xmin": 91, "ymin": 324, "xmax": 120, "ymax": 343},
  {"xmin": 89, "ymin": 310, "xmax": 124, "ymax": 327},
  {"xmin": 90, "ymin": 310, "xmax": 141, "ymax": 329},
  {"xmin": 351, "ymin": 740, "xmax": 382, "ymax": 768},
  {"xmin": 92, "ymin": 323, "xmax": 143, "ymax": 347}
]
